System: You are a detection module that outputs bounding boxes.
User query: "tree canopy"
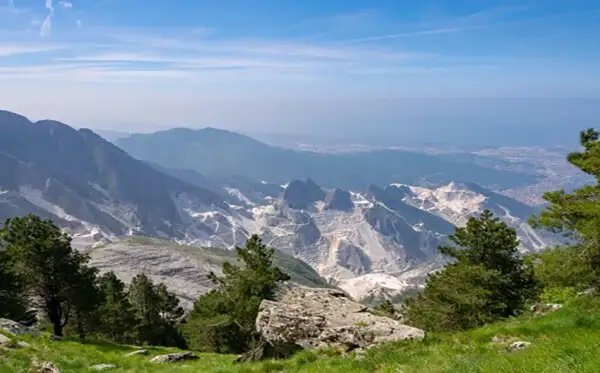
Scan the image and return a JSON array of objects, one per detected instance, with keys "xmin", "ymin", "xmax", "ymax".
[
  {"xmin": 405, "ymin": 210, "xmax": 538, "ymax": 332},
  {"xmin": 183, "ymin": 234, "xmax": 290, "ymax": 353},
  {"xmin": 531, "ymin": 128, "xmax": 600, "ymax": 287}
]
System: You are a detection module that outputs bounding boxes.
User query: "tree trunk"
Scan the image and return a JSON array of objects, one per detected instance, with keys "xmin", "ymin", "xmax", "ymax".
[{"xmin": 53, "ymin": 320, "xmax": 63, "ymax": 337}]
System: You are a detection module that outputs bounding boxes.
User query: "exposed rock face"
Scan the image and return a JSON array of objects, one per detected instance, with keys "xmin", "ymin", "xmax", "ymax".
[
  {"xmin": 255, "ymin": 283, "xmax": 425, "ymax": 350},
  {"xmin": 150, "ymin": 352, "xmax": 198, "ymax": 364},
  {"xmin": 0, "ymin": 318, "xmax": 39, "ymax": 336}
]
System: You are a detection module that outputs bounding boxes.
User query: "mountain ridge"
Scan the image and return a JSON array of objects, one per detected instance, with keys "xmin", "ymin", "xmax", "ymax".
[
  {"xmin": 116, "ymin": 126, "xmax": 540, "ymax": 190},
  {"xmin": 0, "ymin": 110, "xmax": 558, "ymax": 302}
]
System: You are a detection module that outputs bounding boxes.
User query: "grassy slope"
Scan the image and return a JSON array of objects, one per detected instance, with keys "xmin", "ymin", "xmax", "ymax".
[{"xmin": 2, "ymin": 296, "xmax": 599, "ymax": 373}]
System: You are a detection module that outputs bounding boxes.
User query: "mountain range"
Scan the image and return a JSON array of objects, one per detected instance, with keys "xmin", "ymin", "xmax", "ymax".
[
  {"xmin": 0, "ymin": 110, "xmax": 560, "ymax": 303},
  {"xmin": 116, "ymin": 127, "xmax": 539, "ymax": 191}
]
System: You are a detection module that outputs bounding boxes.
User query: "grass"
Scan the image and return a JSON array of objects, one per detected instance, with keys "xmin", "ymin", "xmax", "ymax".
[{"xmin": 2, "ymin": 296, "xmax": 600, "ymax": 372}]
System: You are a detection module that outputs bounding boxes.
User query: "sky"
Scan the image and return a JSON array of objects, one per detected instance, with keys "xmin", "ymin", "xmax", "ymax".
[{"xmin": 0, "ymin": 0, "xmax": 599, "ymax": 145}]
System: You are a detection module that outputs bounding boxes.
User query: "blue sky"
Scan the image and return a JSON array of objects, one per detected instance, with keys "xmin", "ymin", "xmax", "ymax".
[{"xmin": 0, "ymin": 0, "xmax": 599, "ymax": 144}]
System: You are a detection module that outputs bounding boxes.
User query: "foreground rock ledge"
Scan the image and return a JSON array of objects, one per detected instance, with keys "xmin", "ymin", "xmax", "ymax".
[{"xmin": 255, "ymin": 284, "xmax": 425, "ymax": 351}]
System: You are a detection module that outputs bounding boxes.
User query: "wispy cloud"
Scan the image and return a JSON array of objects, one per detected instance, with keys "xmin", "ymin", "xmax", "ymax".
[
  {"xmin": 348, "ymin": 5, "xmax": 530, "ymax": 43},
  {"xmin": 0, "ymin": 44, "xmax": 61, "ymax": 56},
  {"xmin": 39, "ymin": 0, "xmax": 73, "ymax": 36},
  {"xmin": 40, "ymin": 0, "xmax": 54, "ymax": 36},
  {"xmin": 349, "ymin": 27, "xmax": 467, "ymax": 43}
]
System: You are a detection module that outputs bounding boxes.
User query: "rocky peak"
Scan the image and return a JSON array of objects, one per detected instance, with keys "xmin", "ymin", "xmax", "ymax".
[
  {"xmin": 324, "ymin": 189, "xmax": 353, "ymax": 211},
  {"xmin": 282, "ymin": 179, "xmax": 325, "ymax": 209}
]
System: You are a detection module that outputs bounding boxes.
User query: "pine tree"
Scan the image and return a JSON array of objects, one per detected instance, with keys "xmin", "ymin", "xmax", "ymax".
[
  {"xmin": 531, "ymin": 128, "xmax": 600, "ymax": 287},
  {"xmin": 128, "ymin": 273, "xmax": 185, "ymax": 347},
  {"xmin": 404, "ymin": 210, "xmax": 538, "ymax": 332},
  {"xmin": 184, "ymin": 234, "xmax": 290, "ymax": 353},
  {"xmin": 129, "ymin": 273, "xmax": 161, "ymax": 344},
  {"xmin": 0, "ymin": 249, "xmax": 28, "ymax": 321},
  {"xmin": 69, "ymin": 265, "xmax": 102, "ymax": 339},
  {"xmin": 96, "ymin": 272, "xmax": 138, "ymax": 343},
  {"xmin": 439, "ymin": 210, "xmax": 538, "ymax": 316},
  {"xmin": 1, "ymin": 214, "xmax": 95, "ymax": 336}
]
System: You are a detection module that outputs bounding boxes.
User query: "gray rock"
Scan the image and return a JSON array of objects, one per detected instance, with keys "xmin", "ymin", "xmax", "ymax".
[
  {"xmin": 30, "ymin": 360, "xmax": 61, "ymax": 373},
  {"xmin": 17, "ymin": 341, "xmax": 31, "ymax": 348},
  {"xmin": 256, "ymin": 283, "xmax": 425, "ymax": 351},
  {"xmin": 506, "ymin": 341, "xmax": 531, "ymax": 352},
  {"xmin": 0, "ymin": 318, "xmax": 40, "ymax": 336},
  {"xmin": 0, "ymin": 333, "xmax": 10, "ymax": 345},
  {"xmin": 150, "ymin": 352, "xmax": 198, "ymax": 364},
  {"xmin": 125, "ymin": 349, "xmax": 149, "ymax": 356},
  {"xmin": 49, "ymin": 334, "xmax": 63, "ymax": 341},
  {"xmin": 578, "ymin": 287, "xmax": 597, "ymax": 297},
  {"xmin": 530, "ymin": 303, "xmax": 563, "ymax": 316},
  {"xmin": 90, "ymin": 364, "xmax": 116, "ymax": 370},
  {"xmin": 491, "ymin": 336, "xmax": 506, "ymax": 344}
]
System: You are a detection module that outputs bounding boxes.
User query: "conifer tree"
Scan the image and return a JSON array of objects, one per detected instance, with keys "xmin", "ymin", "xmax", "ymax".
[
  {"xmin": 531, "ymin": 128, "xmax": 600, "ymax": 287},
  {"xmin": 1, "ymin": 214, "xmax": 95, "ymax": 336},
  {"xmin": 96, "ymin": 272, "xmax": 138, "ymax": 343},
  {"xmin": 184, "ymin": 234, "xmax": 290, "ymax": 353},
  {"xmin": 405, "ymin": 210, "xmax": 538, "ymax": 331}
]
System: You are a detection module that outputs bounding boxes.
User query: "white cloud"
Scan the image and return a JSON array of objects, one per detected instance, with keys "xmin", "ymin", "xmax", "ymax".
[
  {"xmin": 40, "ymin": 0, "xmax": 54, "ymax": 36},
  {"xmin": 58, "ymin": 1, "xmax": 72, "ymax": 8}
]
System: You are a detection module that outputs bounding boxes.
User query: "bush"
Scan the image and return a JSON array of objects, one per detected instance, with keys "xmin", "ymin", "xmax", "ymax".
[
  {"xmin": 183, "ymin": 235, "xmax": 290, "ymax": 353},
  {"xmin": 404, "ymin": 210, "xmax": 539, "ymax": 332}
]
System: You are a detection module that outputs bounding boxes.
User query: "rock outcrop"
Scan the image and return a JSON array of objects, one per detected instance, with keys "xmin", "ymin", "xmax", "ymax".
[
  {"xmin": 506, "ymin": 341, "xmax": 532, "ymax": 352},
  {"xmin": 0, "ymin": 318, "xmax": 39, "ymax": 336},
  {"xmin": 0, "ymin": 333, "xmax": 10, "ymax": 345},
  {"xmin": 90, "ymin": 364, "xmax": 116, "ymax": 371},
  {"xmin": 255, "ymin": 284, "xmax": 425, "ymax": 351},
  {"xmin": 150, "ymin": 352, "xmax": 198, "ymax": 364},
  {"xmin": 30, "ymin": 360, "xmax": 61, "ymax": 373},
  {"xmin": 124, "ymin": 349, "xmax": 148, "ymax": 357}
]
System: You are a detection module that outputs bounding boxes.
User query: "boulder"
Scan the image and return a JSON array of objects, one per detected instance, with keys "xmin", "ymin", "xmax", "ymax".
[
  {"xmin": 17, "ymin": 341, "xmax": 31, "ymax": 348},
  {"xmin": 530, "ymin": 303, "xmax": 562, "ymax": 316},
  {"xmin": 150, "ymin": 352, "xmax": 197, "ymax": 364},
  {"xmin": 0, "ymin": 318, "xmax": 39, "ymax": 336},
  {"xmin": 29, "ymin": 360, "xmax": 61, "ymax": 373},
  {"xmin": 578, "ymin": 287, "xmax": 597, "ymax": 297},
  {"xmin": 0, "ymin": 333, "xmax": 10, "ymax": 345},
  {"xmin": 506, "ymin": 341, "xmax": 531, "ymax": 352},
  {"xmin": 255, "ymin": 283, "xmax": 425, "ymax": 352},
  {"xmin": 90, "ymin": 364, "xmax": 116, "ymax": 370},
  {"xmin": 124, "ymin": 349, "xmax": 148, "ymax": 357}
]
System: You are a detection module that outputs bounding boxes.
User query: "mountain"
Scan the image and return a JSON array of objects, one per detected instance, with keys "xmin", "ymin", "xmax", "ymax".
[
  {"xmin": 217, "ymin": 179, "xmax": 557, "ymax": 301},
  {"xmin": 0, "ymin": 110, "xmax": 237, "ymax": 247},
  {"xmin": 0, "ymin": 110, "xmax": 557, "ymax": 304},
  {"xmin": 92, "ymin": 129, "xmax": 131, "ymax": 143},
  {"xmin": 116, "ymin": 127, "xmax": 539, "ymax": 191},
  {"xmin": 86, "ymin": 236, "xmax": 329, "ymax": 309}
]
